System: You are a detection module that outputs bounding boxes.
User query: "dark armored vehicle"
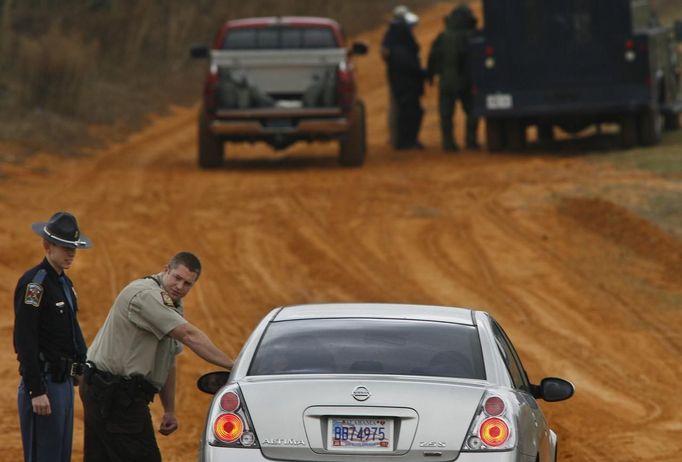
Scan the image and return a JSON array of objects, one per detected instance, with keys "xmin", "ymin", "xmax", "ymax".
[{"xmin": 470, "ymin": 0, "xmax": 682, "ymax": 150}]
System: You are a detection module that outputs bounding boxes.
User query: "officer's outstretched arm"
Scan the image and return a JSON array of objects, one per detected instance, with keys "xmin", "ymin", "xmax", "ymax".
[{"xmin": 169, "ymin": 321, "xmax": 233, "ymax": 369}]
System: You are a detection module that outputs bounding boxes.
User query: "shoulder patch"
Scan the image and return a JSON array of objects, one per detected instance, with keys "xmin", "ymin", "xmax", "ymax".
[
  {"xmin": 160, "ymin": 291, "xmax": 175, "ymax": 307},
  {"xmin": 24, "ymin": 283, "xmax": 44, "ymax": 308}
]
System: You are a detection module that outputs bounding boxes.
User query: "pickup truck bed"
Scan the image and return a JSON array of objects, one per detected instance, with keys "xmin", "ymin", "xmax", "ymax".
[{"xmin": 192, "ymin": 16, "xmax": 368, "ymax": 167}]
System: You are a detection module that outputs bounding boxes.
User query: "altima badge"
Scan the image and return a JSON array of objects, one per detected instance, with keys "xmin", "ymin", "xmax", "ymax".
[{"xmin": 351, "ymin": 386, "xmax": 371, "ymax": 401}]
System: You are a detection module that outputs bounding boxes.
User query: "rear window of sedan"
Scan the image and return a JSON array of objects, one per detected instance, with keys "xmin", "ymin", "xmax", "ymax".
[
  {"xmin": 223, "ymin": 27, "xmax": 338, "ymax": 49},
  {"xmin": 248, "ymin": 318, "xmax": 486, "ymax": 379}
]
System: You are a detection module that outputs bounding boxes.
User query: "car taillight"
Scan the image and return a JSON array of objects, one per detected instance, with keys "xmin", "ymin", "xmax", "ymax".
[
  {"xmin": 462, "ymin": 393, "xmax": 515, "ymax": 452},
  {"xmin": 479, "ymin": 417, "xmax": 509, "ymax": 446},
  {"xmin": 484, "ymin": 45, "xmax": 495, "ymax": 69},
  {"xmin": 208, "ymin": 385, "xmax": 260, "ymax": 448},
  {"xmin": 214, "ymin": 413, "xmax": 243, "ymax": 443},
  {"xmin": 204, "ymin": 64, "xmax": 219, "ymax": 114},
  {"xmin": 483, "ymin": 396, "xmax": 504, "ymax": 416},
  {"xmin": 336, "ymin": 63, "xmax": 355, "ymax": 115},
  {"xmin": 220, "ymin": 391, "xmax": 240, "ymax": 411}
]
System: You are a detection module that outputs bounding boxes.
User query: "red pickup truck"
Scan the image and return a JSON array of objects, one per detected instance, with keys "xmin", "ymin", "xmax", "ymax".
[{"xmin": 191, "ymin": 16, "xmax": 368, "ymax": 167}]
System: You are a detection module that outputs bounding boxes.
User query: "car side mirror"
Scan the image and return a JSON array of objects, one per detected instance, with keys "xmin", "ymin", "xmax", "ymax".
[
  {"xmin": 190, "ymin": 43, "xmax": 210, "ymax": 59},
  {"xmin": 196, "ymin": 370, "xmax": 230, "ymax": 394},
  {"xmin": 350, "ymin": 41, "xmax": 369, "ymax": 56},
  {"xmin": 532, "ymin": 377, "xmax": 575, "ymax": 402}
]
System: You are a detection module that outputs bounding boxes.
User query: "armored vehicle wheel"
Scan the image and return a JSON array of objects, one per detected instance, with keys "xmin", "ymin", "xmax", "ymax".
[
  {"xmin": 505, "ymin": 119, "xmax": 526, "ymax": 151},
  {"xmin": 537, "ymin": 124, "xmax": 554, "ymax": 144},
  {"xmin": 339, "ymin": 101, "xmax": 367, "ymax": 167},
  {"xmin": 198, "ymin": 109, "xmax": 224, "ymax": 169},
  {"xmin": 663, "ymin": 112, "xmax": 680, "ymax": 130},
  {"xmin": 637, "ymin": 109, "xmax": 662, "ymax": 146},
  {"xmin": 619, "ymin": 114, "xmax": 637, "ymax": 149},
  {"xmin": 485, "ymin": 118, "xmax": 505, "ymax": 152}
]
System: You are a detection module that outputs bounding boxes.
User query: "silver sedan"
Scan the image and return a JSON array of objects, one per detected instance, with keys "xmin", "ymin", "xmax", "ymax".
[{"xmin": 197, "ymin": 303, "xmax": 574, "ymax": 462}]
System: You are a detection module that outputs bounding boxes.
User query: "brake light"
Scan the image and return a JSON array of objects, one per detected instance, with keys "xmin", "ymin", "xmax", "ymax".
[
  {"xmin": 479, "ymin": 417, "xmax": 509, "ymax": 446},
  {"xmin": 208, "ymin": 385, "xmax": 260, "ymax": 448},
  {"xmin": 220, "ymin": 391, "xmax": 240, "ymax": 411},
  {"xmin": 462, "ymin": 393, "xmax": 515, "ymax": 452},
  {"xmin": 214, "ymin": 413, "xmax": 243, "ymax": 443},
  {"xmin": 484, "ymin": 45, "xmax": 495, "ymax": 69},
  {"xmin": 204, "ymin": 64, "xmax": 219, "ymax": 114},
  {"xmin": 336, "ymin": 63, "xmax": 355, "ymax": 115},
  {"xmin": 483, "ymin": 396, "xmax": 504, "ymax": 416}
]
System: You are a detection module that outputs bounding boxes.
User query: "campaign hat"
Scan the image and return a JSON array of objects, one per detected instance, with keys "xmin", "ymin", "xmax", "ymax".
[{"xmin": 32, "ymin": 211, "xmax": 92, "ymax": 249}]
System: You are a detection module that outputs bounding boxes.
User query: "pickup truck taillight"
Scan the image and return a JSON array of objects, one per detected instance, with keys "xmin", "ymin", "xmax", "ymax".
[
  {"xmin": 336, "ymin": 63, "xmax": 355, "ymax": 115},
  {"xmin": 203, "ymin": 64, "xmax": 219, "ymax": 114}
]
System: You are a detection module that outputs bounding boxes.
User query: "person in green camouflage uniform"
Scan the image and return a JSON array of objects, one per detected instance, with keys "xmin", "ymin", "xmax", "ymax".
[{"xmin": 427, "ymin": 4, "xmax": 479, "ymax": 151}]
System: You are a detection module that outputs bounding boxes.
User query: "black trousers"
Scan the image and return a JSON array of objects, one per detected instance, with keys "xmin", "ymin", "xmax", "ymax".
[
  {"xmin": 393, "ymin": 89, "xmax": 423, "ymax": 149},
  {"xmin": 80, "ymin": 371, "xmax": 160, "ymax": 462}
]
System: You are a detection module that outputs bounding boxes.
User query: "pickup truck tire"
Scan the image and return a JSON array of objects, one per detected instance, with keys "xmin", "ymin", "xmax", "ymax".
[
  {"xmin": 637, "ymin": 109, "xmax": 662, "ymax": 146},
  {"xmin": 198, "ymin": 109, "xmax": 224, "ymax": 169},
  {"xmin": 338, "ymin": 101, "xmax": 367, "ymax": 167},
  {"xmin": 485, "ymin": 118, "xmax": 505, "ymax": 152}
]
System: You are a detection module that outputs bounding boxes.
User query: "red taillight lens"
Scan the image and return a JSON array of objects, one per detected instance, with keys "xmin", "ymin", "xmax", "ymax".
[
  {"xmin": 479, "ymin": 417, "xmax": 509, "ymax": 447},
  {"xmin": 214, "ymin": 413, "xmax": 244, "ymax": 443},
  {"xmin": 483, "ymin": 396, "xmax": 505, "ymax": 416},
  {"xmin": 336, "ymin": 67, "xmax": 355, "ymax": 114},
  {"xmin": 220, "ymin": 391, "xmax": 240, "ymax": 411},
  {"xmin": 204, "ymin": 67, "xmax": 219, "ymax": 113}
]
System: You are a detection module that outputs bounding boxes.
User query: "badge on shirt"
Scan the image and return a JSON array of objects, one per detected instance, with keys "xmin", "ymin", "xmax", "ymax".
[
  {"xmin": 24, "ymin": 283, "xmax": 43, "ymax": 307},
  {"xmin": 161, "ymin": 291, "xmax": 175, "ymax": 307}
]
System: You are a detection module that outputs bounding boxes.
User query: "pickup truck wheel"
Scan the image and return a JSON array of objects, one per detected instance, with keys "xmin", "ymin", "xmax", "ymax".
[
  {"xmin": 637, "ymin": 109, "xmax": 663, "ymax": 146},
  {"xmin": 339, "ymin": 101, "xmax": 367, "ymax": 167},
  {"xmin": 485, "ymin": 118, "xmax": 505, "ymax": 152},
  {"xmin": 619, "ymin": 114, "xmax": 637, "ymax": 149},
  {"xmin": 198, "ymin": 110, "xmax": 224, "ymax": 169}
]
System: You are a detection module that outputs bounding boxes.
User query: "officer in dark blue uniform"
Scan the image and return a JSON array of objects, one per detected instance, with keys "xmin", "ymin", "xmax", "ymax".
[{"xmin": 14, "ymin": 211, "xmax": 92, "ymax": 462}]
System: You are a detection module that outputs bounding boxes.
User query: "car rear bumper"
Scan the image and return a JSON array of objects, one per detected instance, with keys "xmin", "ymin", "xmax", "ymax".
[{"xmin": 200, "ymin": 446, "xmax": 535, "ymax": 462}]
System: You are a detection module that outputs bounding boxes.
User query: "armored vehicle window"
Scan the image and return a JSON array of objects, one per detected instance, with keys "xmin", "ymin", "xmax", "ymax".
[
  {"xmin": 248, "ymin": 318, "xmax": 486, "ymax": 379},
  {"xmin": 224, "ymin": 27, "xmax": 337, "ymax": 50}
]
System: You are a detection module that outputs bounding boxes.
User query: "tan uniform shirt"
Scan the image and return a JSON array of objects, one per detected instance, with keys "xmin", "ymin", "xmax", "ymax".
[{"xmin": 87, "ymin": 273, "xmax": 186, "ymax": 390}]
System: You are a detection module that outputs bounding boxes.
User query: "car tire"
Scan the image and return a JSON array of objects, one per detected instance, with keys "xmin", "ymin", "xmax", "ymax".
[
  {"xmin": 198, "ymin": 109, "xmax": 224, "ymax": 169},
  {"xmin": 338, "ymin": 100, "xmax": 367, "ymax": 167}
]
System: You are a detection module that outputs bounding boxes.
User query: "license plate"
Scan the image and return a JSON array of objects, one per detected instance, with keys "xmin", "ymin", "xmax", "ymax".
[
  {"xmin": 327, "ymin": 417, "xmax": 393, "ymax": 452},
  {"xmin": 486, "ymin": 93, "xmax": 513, "ymax": 110}
]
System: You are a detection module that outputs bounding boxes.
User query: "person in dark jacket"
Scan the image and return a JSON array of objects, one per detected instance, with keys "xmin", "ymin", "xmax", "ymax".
[
  {"xmin": 427, "ymin": 4, "xmax": 479, "ymax": 151},
  {"xmin": 14, "ymin": 211, "xmax": 92, "ymax": 462},
  {"xmin": 382, "ymin": 5, "xmax": 426, "ymax": 150}
]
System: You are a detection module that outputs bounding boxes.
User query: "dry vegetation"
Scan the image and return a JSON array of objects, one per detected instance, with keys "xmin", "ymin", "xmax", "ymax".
[{"xmin": 0, "ymin": 0, "xmax": 440, "ymax": 154}]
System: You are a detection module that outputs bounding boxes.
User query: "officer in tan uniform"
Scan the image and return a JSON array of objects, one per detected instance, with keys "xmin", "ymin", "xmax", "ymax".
[{"xmin": 80, "ymin": 251, "xmax": 233, "ymax": 462}]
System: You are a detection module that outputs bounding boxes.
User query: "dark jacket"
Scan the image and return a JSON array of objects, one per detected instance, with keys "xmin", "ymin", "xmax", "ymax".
[
  {"xmin": 427, "ymin": 6, "xmax": 477, "ymax": 92},
  {"xmin": 382, "ymin": 20, "xmax": 425, "ymax": 97},
  {"xmin": 14, "ymin": 258, "xmax": 87, "ymax": 396}
]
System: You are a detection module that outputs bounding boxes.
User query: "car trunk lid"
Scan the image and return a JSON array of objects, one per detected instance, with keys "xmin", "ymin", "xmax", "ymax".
[{"xmin": 239, "ymin": 375, "xmax": 486, "ymax": 461}]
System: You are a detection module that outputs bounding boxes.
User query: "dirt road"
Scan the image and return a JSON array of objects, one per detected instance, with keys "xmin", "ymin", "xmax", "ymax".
[{"xmin": 1, "ymin": 3, "xmax": 681, "ymax": 461}]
